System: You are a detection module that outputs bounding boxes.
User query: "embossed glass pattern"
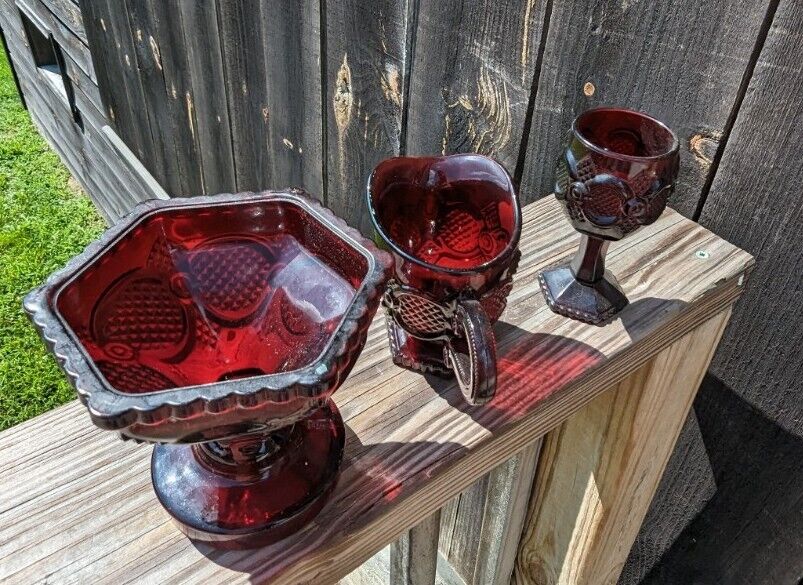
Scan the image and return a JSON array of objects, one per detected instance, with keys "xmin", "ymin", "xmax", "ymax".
[
  {"xmin": 368, "ymin": 154, "xmax": 521, "ymax": 405},
  {"xmin": 540, "ymin": 107, "xmax": 680, "ymax": 324},
  {"xmin": 25, "ymin": 190, "xmax": 391, "ymax": 549}
]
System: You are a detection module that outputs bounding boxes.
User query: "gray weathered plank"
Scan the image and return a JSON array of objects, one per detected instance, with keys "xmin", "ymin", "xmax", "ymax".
[
  {"xmin": 0, "ymin": 13, "xmax": 109, "ymax": 218},
  {"xmin": 217, "ymin": 0, "xmax": 324, "ymax": 196},
  {"xmin": 698, "ymin": 0, "xmax": 803, "ymax": 441},
  {"xmin": 0, "ymin": 14, "xmax": 26, "ymax": 107},
  {"xmin": 405, "ymin": 0, "xmax": 547, "ymax": 173},
  {"xmin": 340, "ymin": 546, "xmax": 465, "ymax": 585},
  {"xmin": 439, "ymin": 441, "xmax": 541, "ymax": 585},
  {"xmin": 642, "ymin": 0, "xmax": 803, "ymax": 581},
  {"xmin": 518, "ymin": 0, "xmax": 769, "ymax": 217},
  {"xmin": 41, "ymin": 0, "xmax": 86, "ymax": 43},
  {"xmin": 324, "ymin": 0, "xmax": 413, "ymax": 233},
  {"xmin": 472, "ymin": 441, "xmax": 542, "ymax": 585},
  {"xmin": 30, "ymin": 0, "xmax": 94, "ymax": 81},
  {"xmin": 82, "ymin": 0, "xmax": 205, "ymax": 196},
  {"xmin": 121, "ymin": 0, "xmax": 182, "ymax": 196},
  {"xmin": 256, "ymin": 0, "xmax": 323, "ymax": 197},
  {"xmin": 79, "ymin": 0, "xmax": 149, "ymax": 163},
  {"xmin": 216, "ymin": 0, "xmax": 271, "ymax": 192},
  {"xmin": 100, "ymin": 125, "xmax": 169, "ymax": 201},
  {"xmin": 176, "ymin": 2, "xmax": 236, "ymax": 195},
  {"xmin": 143, "ymin": 0, "xmax": 204, "ymax": 195},
  {"xmin": 391, "ymin": 511, "xmax": 442, "ymax": 585}
]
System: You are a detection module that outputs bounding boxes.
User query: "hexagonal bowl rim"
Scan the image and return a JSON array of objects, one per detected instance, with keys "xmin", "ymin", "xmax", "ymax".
[{"xmin": 24, "ymin": 189, "xmax": 392, "ymax": 433}]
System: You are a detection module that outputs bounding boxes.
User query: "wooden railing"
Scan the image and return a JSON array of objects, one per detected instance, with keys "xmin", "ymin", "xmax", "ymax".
[{"xmin": 0, "ymin": 197, "xmax": 752, "ymax": 584}]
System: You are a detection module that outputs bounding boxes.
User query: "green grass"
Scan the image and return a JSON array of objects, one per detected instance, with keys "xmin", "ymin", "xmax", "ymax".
[{"xmin": 0, "ymin": 51, "xmax": 104, "ymax": 430}]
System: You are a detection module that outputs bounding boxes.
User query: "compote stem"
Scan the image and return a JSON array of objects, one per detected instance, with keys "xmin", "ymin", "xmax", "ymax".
[
  {"xmin": 193, "ymin": 426, "xmax": 295, "ymax": 480},
  {"xmin": 569, "ymin": 235, "xmax": 610, "ymax": 284}
]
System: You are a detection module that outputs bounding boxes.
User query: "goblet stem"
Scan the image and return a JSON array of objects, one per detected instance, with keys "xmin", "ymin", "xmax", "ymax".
[{"xmin": 570, "ymin": 235, "xmax": 610, "ymax": 284}]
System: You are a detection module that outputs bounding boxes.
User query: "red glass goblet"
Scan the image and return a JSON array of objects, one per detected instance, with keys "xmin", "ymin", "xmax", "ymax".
[
  {"xmin": 367, "ymin": 154, "xmax": 522, "ymax": 405},
  {"xmin": 540, "ymin": 107, "xmax": 680, "ymax": 324},
  {"xmin": 24, "ymin": 190, "xmax": 391, "ymax": 549}
]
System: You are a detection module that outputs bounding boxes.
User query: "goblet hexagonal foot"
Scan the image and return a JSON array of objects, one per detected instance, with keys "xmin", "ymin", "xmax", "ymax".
[
  {"xmin": 151, "ymin": 402, "xmax": 345, "ymax": 550},
  {"xmin": 538, "ymin": 265, "xmax": 628, "ymax": 325}
]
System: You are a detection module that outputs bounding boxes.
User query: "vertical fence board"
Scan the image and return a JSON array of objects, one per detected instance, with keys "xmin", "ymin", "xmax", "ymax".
[
  {"xmin": 405, "ymin": 0, "xmax": 547, "ymax": 173},
  {"xmin": 641, "ymin": 1, "xmax": 803, "ymax": 581},
  {"xmin": 176, "ymin": 3, "xmax": 236, "ymax": 195},
  {"xmin": 438, "ymin": 442, "xmax": 541, "ymax": 585},
  {"xmin": 217, "ymin": 0, "xmax": 270, "ymax": 192},
  {"xmin": 218, "ymin": 0, "xmax": 324, "ymax": 196},
  {"xmin": 391, "ymin": 510, "xmax": 441, "ymax": 585},
  {"xmin": 79, "ymin": 0, "xmax": 142, "ymax": 158},
  {"xmin": 324, "ymin": 0, "xmax": 412, "ymax": 233},
  {"xmin": 518, "ymin": 0, "xmax": 768, "ymax": 216},
  {"xmin": 86, "ymin": 0, "xmax": 163, "ymax": 179},
  {"xmin": 143, "ymin": 0, "xmax": 204, "ymax": 195},
  {"xmin": 697, "ymin": 0, "xmax": 803, "ymax": 442},
  {"xmin": 123, "ymin": 0, "xmax": 182, "ymax": 195},
  {"xmin": 257, "ymin": 0, "xmax": 323, "ymax": 197}
]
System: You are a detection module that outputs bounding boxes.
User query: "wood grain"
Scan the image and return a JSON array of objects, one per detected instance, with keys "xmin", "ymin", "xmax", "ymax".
[
  {"xmin": 697, "ymin": 0, "xmax": 803, "ymax": 440},
  {"xmin": 405, "ymin": 0, "xmax": 547, "ymax": 172},
  {"xmin": 518, "ymin": 0, "xmax": 769, "ymax": 217},
  {"xmin": 639, "ymin": 0, "xmax": 803, "ymax": 581},
  {"xmin": 0, "ymin": 198, "xmax": 751, "ymax": 584},
  {"xmin": 437, "ymin": 441, "xmax": 542, "ymax": 585},
  {"xmin": 514, "ymin": 309, "xmax": 731, "ymax": 585},
  {"xmin": 79, "ymin": 0, "xmax": 153, "ymax": 169},
  {"xmin": 617, "ymin": 411, "xmax": 716, "ymax": 585},
  {"xmin": 324, "ymin": 0, "xmax": 413, "ymax": 233},
  {"xmin": 256, "ymin": 0, "xmax": 323, "ymax": 197},
  {"xmin": 216, "ymin": 0, "xmax": 269, "ymax": 193},
  {"xmin": 176, "ymin": 2, "xmax": 236, "ymax": 195},
  {"xmin": 217, "ymin": 0, "xmax": 323, "ymax": 196},
  {"xmin": 391, "ymin": 510, "xmax": 441, "ymax": 585},
  {"xmin": 472, "ymin": 442, "xmax": 542, "ymax": 585},
  {"xmin": 40, "ymin": 0, "xmax": 85, "ymax": 43},
  {"xmin": 122, "ymin": 0, "xmax": 184, "ymax": 196},
  {"xmin": 340, "ymin": 546, "xmax": 463, "ymax": 585},
  {"xmin": 99, "ymin": 125, "xmax": 170, "ymax": 203}
]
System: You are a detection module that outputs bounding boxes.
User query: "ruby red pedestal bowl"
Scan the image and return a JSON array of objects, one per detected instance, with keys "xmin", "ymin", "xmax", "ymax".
[{"xmin": 24, "ymin": 190, "xmax": 391, "ymax": 548}]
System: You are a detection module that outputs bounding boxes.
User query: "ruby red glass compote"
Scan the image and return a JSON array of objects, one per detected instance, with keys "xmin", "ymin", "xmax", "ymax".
[{"xmin": 25, "ymin": 190, "xmax": 391, "ymax": 548}]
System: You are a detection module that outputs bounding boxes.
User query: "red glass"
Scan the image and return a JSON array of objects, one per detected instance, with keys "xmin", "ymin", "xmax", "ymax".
[
  {"xmin": 367, "ymin": 154, "xmax": 521, "ymax": 404},
  {"xmin": 25, "ymin": 190, "xmax": 391, "ymax": 548},
  {"xmin": 540, "ymin": 107, "xmax": 680, "ymax": 324}
]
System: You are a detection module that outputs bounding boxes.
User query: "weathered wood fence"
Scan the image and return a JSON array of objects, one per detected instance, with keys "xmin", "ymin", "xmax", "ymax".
[{"xmin": 1, "ymin": 0, "xmax": 801, "ymax": 582}]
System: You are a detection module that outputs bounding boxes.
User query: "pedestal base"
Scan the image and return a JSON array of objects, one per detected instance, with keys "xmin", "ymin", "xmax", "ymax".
[
  {"xmin": 538, "ymin": 265, "xmax": 629, "ymax": 325},
  {"xmin": 151, "ymin": 403, "xmax": 345, "ymax": 549}
]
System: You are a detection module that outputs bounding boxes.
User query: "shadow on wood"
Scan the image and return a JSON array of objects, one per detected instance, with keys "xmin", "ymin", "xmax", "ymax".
[
  {"xmin": 643, "ymin": 374, "xmax": 803, "ymax": 585},
  {"xmin": 515, "ymin": 309, "xmax": 726, "ymax": 585},
  {"xmin": 426, "ymin": 323, "xmax": 611, "ymax": 428}
]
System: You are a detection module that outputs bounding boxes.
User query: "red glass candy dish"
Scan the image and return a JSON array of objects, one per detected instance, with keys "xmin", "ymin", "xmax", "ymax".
[{"xmin": 24, "ymin": 190, "xmax": 391, "ymax": 548}]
